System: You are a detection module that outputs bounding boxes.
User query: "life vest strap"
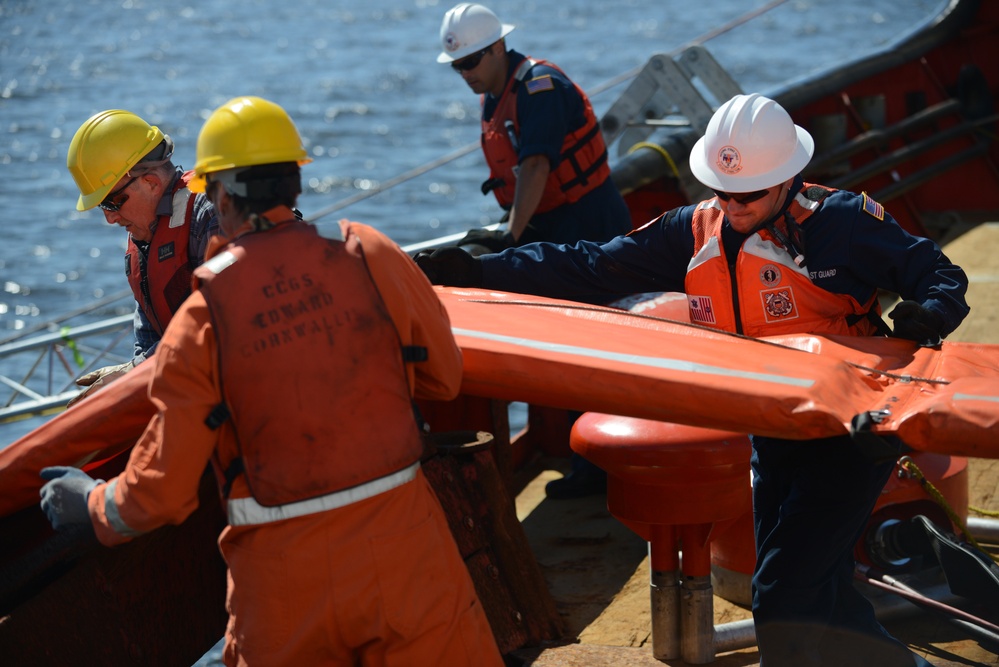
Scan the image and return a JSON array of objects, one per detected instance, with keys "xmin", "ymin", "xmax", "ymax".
[
  {"xmin": 226, "ymin": 462, "xmax": 420, "ymax": 526},
  {"xmin": 204, "ymin": 401, "xmax": 231, "ymax": 429},
  {"xmin": 559, "ymin": 126, "xmax": 608, "ymax": 193},
  {"xmin": 481, "ymin": 177, "xmax": 505, "ymax": 195},
  {"xmin": 221, "ymin": 456, "xmax": 244, "ymax": 500},
  {"xmin": 401, "ymin": 345, "xmax": 428, "ymax": 363}
]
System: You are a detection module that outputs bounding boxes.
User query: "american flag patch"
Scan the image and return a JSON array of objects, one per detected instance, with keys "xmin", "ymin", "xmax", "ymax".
[
  {"xmin": 688, "ymin": 296, "xmax": 716, "ymax": 324},
  {"xmin": 525, "ymin": 75, "xmax": 554, "ymax": 94},
  {"xmin": 862, "ymin": 192, "xmax": 884, "ymax": 221}
]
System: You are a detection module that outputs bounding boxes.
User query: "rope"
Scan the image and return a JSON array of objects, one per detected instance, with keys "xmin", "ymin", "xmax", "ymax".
[
  {"xmin": 970, "ymin": 505, "xmax": 999, "ymax": 518},
  {"xmin": 627, "ymin": 142, "xmax": 681, "ymax": 178},
  {"xmin": 584, "ymin": 0, "xmax": 793, "ymax": 99},
  {"xmin": 898, "ymin": 456, "xmax": 999, "ymax": 563},
  {"xmin": 306, "ymin": 142, "xmax": 480, "ymax": 223}
]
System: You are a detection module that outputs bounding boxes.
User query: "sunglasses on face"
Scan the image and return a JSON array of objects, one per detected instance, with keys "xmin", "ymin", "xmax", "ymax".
[
  {"xmin": 99, "ymin": 176, "xmax": 139, "ymax": 212},
  {"xmin": 451, "ymin": 47, "xmax": 490, "ymax": 72},
  {"xmin": 712, "ymin": 188, "xmax": 771, "ymax": 205}
]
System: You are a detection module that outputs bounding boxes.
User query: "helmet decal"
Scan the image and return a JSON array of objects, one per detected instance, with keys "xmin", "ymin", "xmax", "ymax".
[
  {"xmin": 716, "ymin": 145, "xmax": 742, "ymax": 174},
  {"xmin": 444, "ymin": 31, "xmax": 461, "ymax": 53}
]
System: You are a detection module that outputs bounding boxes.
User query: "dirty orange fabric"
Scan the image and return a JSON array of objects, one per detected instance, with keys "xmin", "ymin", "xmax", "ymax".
[
  {"xmin": 0, "ymin": 361, "xmax": 156, "ymax": 516},
  {"xmin": 195, "ymin": 219, "xmax": 427, "ymax": 506},
  {"xmin": 220, "ymin": 470, "xmax": 500, "ymax": 666},
  {"xmin": 87, "ymin": 215, "xmax": 499, "ymax": 665}
]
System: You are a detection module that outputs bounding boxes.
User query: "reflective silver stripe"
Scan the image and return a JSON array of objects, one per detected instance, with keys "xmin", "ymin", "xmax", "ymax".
[
  {"xmin": 794, "ymin": 190, "xmax": 822, "ymax": 212},
  {"xmin": 227, "ymin": 462, "xmax": 420, "ymax": 527},
  {"xmin": 451, "ymin": 327, "xmax": 815, "ymax": 388},
  {"xmin": 169, "ymin": 188, "xmax": 192, "ymax": 228},
  {"xmin": 203, "ymin": 250, "xmax": 238, "ymax": 275},
  {"xmin": 514, "ymin": 58, "xmax": 536, "ymax": 82},
  {"xmin": 954, "ymin": 392, "xmax": 999, "ymax": 403},
  {"xmin": 103, "ymin": 479, "xmax": 145, "ymax": 538}
]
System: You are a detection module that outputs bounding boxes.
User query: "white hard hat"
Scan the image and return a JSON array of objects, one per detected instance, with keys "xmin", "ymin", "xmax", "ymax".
[
  {"xmin": 689, "ymin": 93, "xmax": 814, "ymax": 192},
  {"xmin": 437, "ymin": 3, "xmax": 514, "ymax": 63}
]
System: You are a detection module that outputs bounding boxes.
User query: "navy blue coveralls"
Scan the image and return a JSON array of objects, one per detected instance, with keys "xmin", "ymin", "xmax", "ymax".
[{"xmin": 478, "ymin": 179, "xmax": 969, "ymax": 667}]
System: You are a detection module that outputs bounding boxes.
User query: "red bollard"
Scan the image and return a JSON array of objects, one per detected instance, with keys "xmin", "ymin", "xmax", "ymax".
[{"xmin": 572, "ymin": 413, "xmax": 751, "ymax": 664}]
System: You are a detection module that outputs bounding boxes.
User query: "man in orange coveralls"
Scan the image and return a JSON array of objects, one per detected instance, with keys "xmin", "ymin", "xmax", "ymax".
[{"xmin": 38, "ymin": 95, "xmax": 502, "ymax": 667}]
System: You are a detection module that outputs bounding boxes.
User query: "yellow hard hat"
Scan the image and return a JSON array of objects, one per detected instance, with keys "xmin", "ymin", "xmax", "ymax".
[
  {"xmin": 67, "ymin": 110, "xmax": 165, "ymax": 211},
  {"xmin": 189, "ymin": 96, "xmax": 311, "ymax": 193}
]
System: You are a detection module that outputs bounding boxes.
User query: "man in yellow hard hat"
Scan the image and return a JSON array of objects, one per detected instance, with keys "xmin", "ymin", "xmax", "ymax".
[
  {"xmin": 66, "ymin": 110, "xmax": 217, "ymax": 405},
  {"xmin": 416, "ymin": 93, "xmax": 963, "ymax": 667},
  {"xmin": 42, "ymin": 96, "xmax": 502, "ymax": 667}
]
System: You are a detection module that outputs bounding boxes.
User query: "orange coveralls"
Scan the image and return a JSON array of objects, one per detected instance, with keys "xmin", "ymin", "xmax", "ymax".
[{"xmin": 87, "ymin": 213, "xmax": 502, "ymax": 666}]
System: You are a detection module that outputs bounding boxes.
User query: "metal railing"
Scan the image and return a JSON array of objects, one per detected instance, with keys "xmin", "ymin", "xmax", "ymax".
[{"xmin": 0, "ymin": 312, "xmax": 134, "ymax": 423}]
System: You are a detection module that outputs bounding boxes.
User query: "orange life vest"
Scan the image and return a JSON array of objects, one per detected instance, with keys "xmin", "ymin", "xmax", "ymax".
[
  {"xmin": 194, "ymin": 219, "xmax": 426, "ymax": 507},
  {"xmin": 684, "ymin": 184, "xmax": 881, "ymax": 338},
  {"xmin": 125, "ymin": 171, "xmax": 198, "ymax": 336},
  {"xmin": 481, "ymin": 57, "xmax": 611, "ymax": 213}
]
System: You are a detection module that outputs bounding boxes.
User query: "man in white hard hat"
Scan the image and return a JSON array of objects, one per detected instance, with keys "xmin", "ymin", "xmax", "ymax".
[
  {"xmin": 415, "ymin": 92, "xmax": 965, "ymax": 667},
  {"xmin": 437, "ymin": 3, "xmax": 631, "ymax": 249},
  {"xmin": 438, "ymin": 2, "xmax": 632, "ymax": 499}
]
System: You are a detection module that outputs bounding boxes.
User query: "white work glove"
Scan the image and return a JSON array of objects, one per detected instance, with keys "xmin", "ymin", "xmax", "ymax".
[{"xmin": 68, "ymin": 360, "xmax": 134, "ymax": 408}]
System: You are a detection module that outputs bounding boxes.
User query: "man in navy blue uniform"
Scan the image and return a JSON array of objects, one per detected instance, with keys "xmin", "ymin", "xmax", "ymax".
[
  {"xmin": 438, "ymin": 3, "xmax": 633, "ymax": 498},
  {"xmin": 437, "ymin": 3, "xmax": 631, "ymax": 248},
  {"xmin": 416, "ymin": 93, "xmax": 967, "ymax": 667}
]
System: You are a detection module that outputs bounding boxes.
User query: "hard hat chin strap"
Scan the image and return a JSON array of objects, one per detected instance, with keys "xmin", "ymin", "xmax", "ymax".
[
  {"xmin": 766, "ymin": 211, "xmax": 806, "ymax": 268},
  {"xmin": 756, "ymin": 178, "xmax": 807, "ymax": 268}
]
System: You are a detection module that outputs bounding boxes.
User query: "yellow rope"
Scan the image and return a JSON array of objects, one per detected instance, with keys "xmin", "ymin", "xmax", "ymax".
[
  {"xmin": 627, "ymin": 142, "xmax": 681, "ymax": 178},
  {"xmin": 969, "ymin": 504, "xmax": 999, "ymax": 518},
  {"xmin": 898, "ymin": 456, "xmax": 999, "ymax": 563}
]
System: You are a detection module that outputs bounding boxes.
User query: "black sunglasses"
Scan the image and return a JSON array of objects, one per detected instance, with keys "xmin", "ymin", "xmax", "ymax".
[
  {"xmin": 451, "ymin": 47, "xmax": 491, "ymax": 72},
  {"xmin": 99, "ymin": 176, "xmax": 139, "ymax": 212},
  {"xmin": 712, "ymin": 188, "xmax": 770, "ymax": 205}
]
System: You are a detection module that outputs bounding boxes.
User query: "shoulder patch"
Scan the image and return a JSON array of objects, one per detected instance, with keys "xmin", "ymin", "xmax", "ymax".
[
  {"xmin": 525, "ymin": 75, "xmax": 555, "ymax": 94},
  {"xmin": 861, "ymin": 192, "xmax": 884, "ymax": 221}
]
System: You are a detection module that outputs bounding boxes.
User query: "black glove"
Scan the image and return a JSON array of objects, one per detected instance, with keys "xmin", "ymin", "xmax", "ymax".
[
  {"xmin": 515, "ymin": 223, "xmax": 543, "ymax": 246},
  {"xmin": 414, "ymin": 247, "xmax": 484, "ymax": 287},
  {"xmin": 39, "ymin": 466, "xmax": 101, "ymax": 532},
  {"xmin": 456, "ymin": 229, "xmax": 516, "ymax": 254},
  {"xmin": 456, "ymin": 223, "xmax": 544, "ymax": 254},
  {"xmin": 888, "ymin": 300, "xmax": 944, "ymax": 347}
]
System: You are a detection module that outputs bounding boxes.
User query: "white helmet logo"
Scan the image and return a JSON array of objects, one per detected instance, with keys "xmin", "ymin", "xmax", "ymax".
[
  {"xmin": 444, "ymin": 32, "xmax": 461, "ymax": 53},
  {"xmin": 717, "ymin": 146, "xmax": 742, "ymax": 174}
]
